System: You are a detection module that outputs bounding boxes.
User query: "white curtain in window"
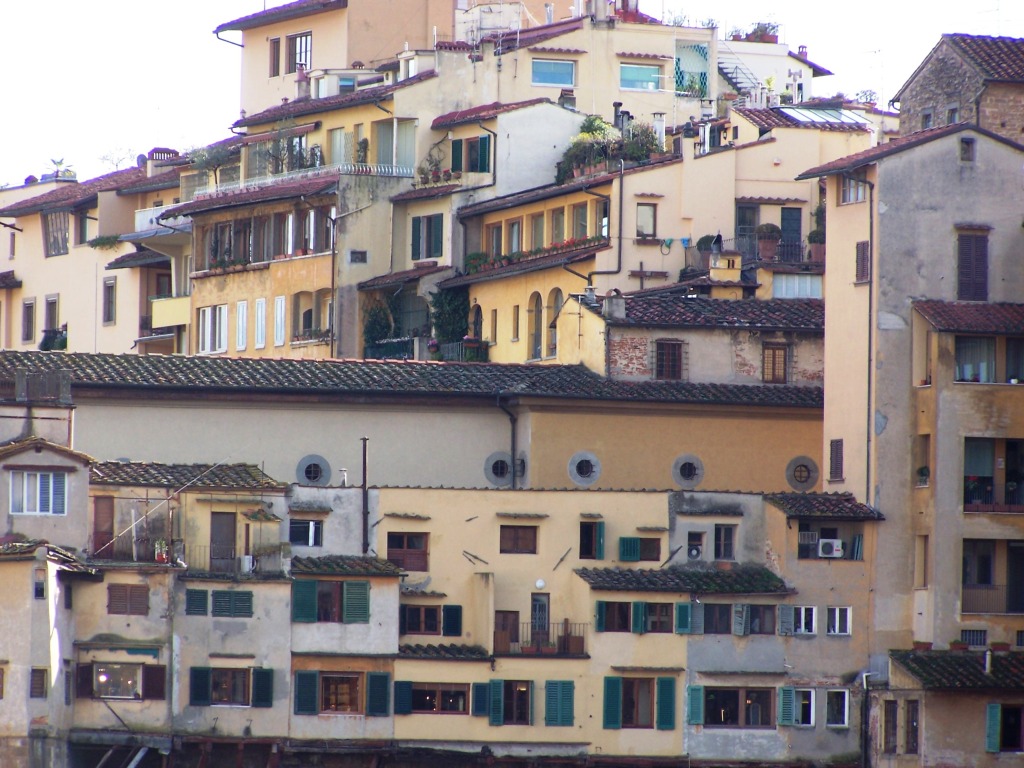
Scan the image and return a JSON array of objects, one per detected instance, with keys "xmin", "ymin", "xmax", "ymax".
[
  {"xmin": 274, "ymin": 296, "xmax": 286, "ymax": 346},
  {"xmin": 955, "ymin": 337, "xmax": 995, "ymax": 382},
  {"xmin": 236, "ymin": 301, "xmax": 248, "ymax": 351},
  {"xmin": 964, "ymin": 438, "xmax": 994, "ymax": 476}
]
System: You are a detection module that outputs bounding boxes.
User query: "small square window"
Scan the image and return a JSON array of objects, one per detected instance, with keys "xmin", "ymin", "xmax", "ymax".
[
  {"xmin": 289, "ymin": 519, "xmax": 323, "ymax": 547},
  {"xmin": 826, "ymin": 606, "xmax": 851, "ymax": 636},
  {"xmin": 499, "ymin": 525, "xmax": 537, "ymax": 554},
  {"xmin": 795, "ymin": 689, "xmax": 814, "ymax": 726},
  {"xmin": 794, "ymin": 605, "xmax": 816, "ymax": 634},
  {"xmin": 826, "ymin": 690, "xmax": 849, "ymax": 727},
  {"xmin": 960, "ymin": 137, "xmax": 975, "ymax": 162},
  {"xmin": 961, "ymin": 628, "xmax": 987, "ymax": 647},
  {"xmin": 714, "ymin": 524, "xmax": 735, "ymax": 560}
]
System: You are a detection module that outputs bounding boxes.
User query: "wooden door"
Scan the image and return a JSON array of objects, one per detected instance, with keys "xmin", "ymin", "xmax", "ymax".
[{"xmin": 210, "ymin": 512, "xmax": 236, "ymax": 573}]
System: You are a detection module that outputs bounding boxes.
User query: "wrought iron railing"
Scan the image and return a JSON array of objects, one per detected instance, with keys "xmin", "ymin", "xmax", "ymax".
[
  {"xmin": 962, "ymin": 584, "xmax": 1024, "ymax": 614},
  {"xmin": 493, "ymin": 620, "xmax": 588, "ymax": 656}
]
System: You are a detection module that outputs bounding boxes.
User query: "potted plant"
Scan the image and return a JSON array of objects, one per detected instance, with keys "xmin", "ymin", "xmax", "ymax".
[
  {"xmin": 949, "ymin": 639, "xmax": 969, "ymax": 651},
  {"xmin": 807, "ymin": 228, "xmax": 826, "ymax": 263},
  {"xmin": 154, "ymin": 540, "xmax": 169, "ymax": 563},
  {"xmin": 991, "ymin": 641, "xmax": 1012, "ymax": 652},
  {"xmin": 755, "ymin": 222, "xmax": 782, "ymax": 261},
  {"xmin": 916, "ymin": 466, "xmax": 930, "ymax": 486}
]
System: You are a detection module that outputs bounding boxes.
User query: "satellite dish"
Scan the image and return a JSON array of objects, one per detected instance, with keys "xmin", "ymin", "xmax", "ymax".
[{"xmin": 136, "ymin": 154, "xmax": 147, "ymax": 168}]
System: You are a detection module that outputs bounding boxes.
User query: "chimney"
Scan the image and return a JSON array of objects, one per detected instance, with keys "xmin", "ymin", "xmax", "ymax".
[
  {"xmin": 985, "ymin": 649, "xmax": 993, "ymax": 675},
  {"xmin": 797, "ymin": 45, "xmax": 808, "ymax": 59},
  {"xmin": 602, "ymin": 289, "xmax": 626, "ymax": 321},
  {"xmin": 594, "ymin": 0, "xmax": 608, "ymax": 22},
  {"xmin": 584, "ymin": 285, "xmax": 597, "ymax": 305},
  {"xmin": 612, "ymin": 101, "xmax": 623, "ymax": 129},
  {"xmin": 296, "ymin": 64, "xmax": 310, "ymax": 100},
  {"xmin": 545, "ymin": 3, "xmax": 554, "ymax": 23}
]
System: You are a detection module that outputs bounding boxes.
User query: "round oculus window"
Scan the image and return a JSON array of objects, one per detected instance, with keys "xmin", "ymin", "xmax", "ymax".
[
  {"xmin": 296, "ymin": 454, "xmax": 331, "ymax": 486},
  {"xmin": 785, "ymin": 456, "xmax": 819, "ymax": 492},
  {"xmin": 568, "ymin": 451, "xmax": 601, "ymax": 486},
  {"xmin": 672, "ymin": 454, "xmax": 704, "ymax": 490}
]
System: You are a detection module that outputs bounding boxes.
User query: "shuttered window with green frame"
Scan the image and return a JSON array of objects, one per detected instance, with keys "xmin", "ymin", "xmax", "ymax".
[
  {"xmin": 366, "ymin": 672, "xmax": 390, "ymax": 716},
  {"xmin": 185, "ymin": 589, "xmax": 208, "ymax": 616},
  {"xmin": 212, "ymin": 590, "xmax": 253, "ymax": 618},
  {"xmin": 619, "ymin": 536, "xmax": 641, "ymax": 561},
  {"xmin": 189, "ymin": 667, "xmax": 212, "ymax": 706},
  {"xmin": 251, "ymin": 668, "xmax": 274, "ymax": 708},
  {"xmin": 656, "ymin": 677, "xmax": 676, "ymax": 730},
  {"xmin": 544, "ymin": 680, "xmax": 574, "ymax": 726},
  {"xmin": 294, "ymin": 670, "xmax": 319, "ymax": 715},
  {"xmin": 687, "ymin": 685, "xmax": 705, "ymax": 724},
  {"xmin": 986, "ymin": 702, "xmax": 1002, "ymax": 753}
]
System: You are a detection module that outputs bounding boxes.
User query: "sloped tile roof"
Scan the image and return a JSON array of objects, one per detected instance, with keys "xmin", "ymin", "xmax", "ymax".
[
  {"xmin": 797, "ymin": 124, "xmax": 1024, "ymax": 180},
  {"xmin": 390, "ymin": 184, "xmax": 461, "ymax": 203},
  {"xmin": 914, "ymin": 300, "xmax": 1024, "ymax": 335},
  {"xmin": 431, "ymin": 99, "xmax": 551, "ymax": 130},
  {"xmin": 617, "ymin": 51, "xmax": 671, "ymax": 60},
  {"xmin": 399, "ymin": 643, "xmax": 490, "ymax": 660},
  {"xmin": 0, "ymin": 539, "xmax": 94, "ymax": 573},
  {"xmin": 0, "ymin": 168, "xmax": 147, "ymax": 217},
  {"xmin": 0, "ymin": 270, "xmax": 22, "ymax": 289},
  {"xmin": 241, "ymin": 509, "xmax": 282, "ymax": 522},
  {"xmin": 90, "ymin": 462, "xmax": 285, "ymax": 490},
  {"xmin": 105, "ymin": 248, "xmax": 171, "ymax": 271},
  {"xmin": 891, "ymin": 650, "xmax": 1024, "ymax": 690},
  {"xmin": 596, "ymin": 295, "xmax": 824, "ymax": 332},
  {"xmin": 235, "ymin": 71, "xmax": 437, "ymax": 128},
  {"xmin": 290, "ymin": 555, "xmax": 402, "ymax": 577},
  {"xmin": 0, "ymin": 436, "xmax": 93, "ymax": 464},
  {"xmin": 0, "ymin": 538, "xmax": 47, "ymax": 559},
  {"xmin": 484, "ymin": 18, "xmax": 583, "ymax": 53},
  {"xmin": 575, "ymin": 564, "xmax": 790, "ymax": 594},
  {"xmin": 357, "ymin": 263, "xmax": 451, "ymax": 291},
  {"xmin": 946, "ymin": 34, "xmax": 1024, "ymax": 82},
  {"xmin": 765, "ymin": 493, "xmax": 884, "ymax": 520},
  {"xmin": 787, "ymin": 51, "xmax": 833, "ymax": 77},
  {"xmin": 215, "ymin": 0, "xmax": 347, "ymax": 33},
  {"xmin": 735, "ymin": 108, "xmax": 868, "ymax": 132},
  {"xmin": 115, "ymin": 167, "xmax": 185, "ymax": 196},
  {"xmin": 438, "ymin": 243, "xmax": 604, "ymax": 288},
  {"xmin": 0, "ymin": 350, "xmax": 823, "ymax": 409},
  {"xmin": 160, "ymin": 175, "xmax": 340, "ymax": 219}
]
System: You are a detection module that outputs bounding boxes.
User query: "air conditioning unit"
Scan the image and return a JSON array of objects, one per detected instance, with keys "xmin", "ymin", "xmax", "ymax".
[
  {"xmin": 241, "ymin": 555, "xmax": 255, "ymax": 572},
  {"xmin": 818, "ymin": 539, "xmax": 845, "ymax": 559},
  {"xmin": 687, "ymin": 545, "xmax": 703, "ymax": 561}
]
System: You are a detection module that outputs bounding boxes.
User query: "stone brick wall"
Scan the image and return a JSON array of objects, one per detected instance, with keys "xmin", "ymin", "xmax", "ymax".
[
  {"xmin": 979, "ymin": 82, "xmax": 1024, "ymax": 144},
  {"xmin": 898, "ymin": 41, "xmax": 981, "ymax": 135},
  {"xmin": 608, "ymin": 334, "xmax": 650, "ymax": 379}
]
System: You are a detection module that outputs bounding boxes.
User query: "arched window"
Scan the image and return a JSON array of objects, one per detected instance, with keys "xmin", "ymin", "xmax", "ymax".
[
  {"xmin": 528, "ymin": 292, "xmax": 543, "ymax": 360},
  {"xmin": 546, "ymin": 288, "xmax": 563, "ymax": 356},
  {"xmin": 471, "ymin": 305, "xmax": 484, "ymax": 340}
]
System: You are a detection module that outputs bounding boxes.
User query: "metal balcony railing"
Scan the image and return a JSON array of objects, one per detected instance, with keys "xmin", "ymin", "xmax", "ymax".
[
  {"xmin": 962, "ymin": 583, "xmax": 1024, "ymax": 614},
  {"xmin": 195, "ymin": 161, "xmax": 414, "ymax": 199},
  {"xmin": 493, "ymin": 620, "xmax": 588, "ymax": 656}
]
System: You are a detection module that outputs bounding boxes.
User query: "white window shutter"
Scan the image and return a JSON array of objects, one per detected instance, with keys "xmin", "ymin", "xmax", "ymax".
[
  {"xmin": 236, "ymin": 301, "xmax": 248, "ymax": 351},
  {"xmin": 274, "ymin": 296, "xmax": 286, "ymax": 346}
]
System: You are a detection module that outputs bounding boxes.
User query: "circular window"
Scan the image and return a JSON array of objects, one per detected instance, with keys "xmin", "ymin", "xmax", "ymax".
[
  {"xmin": 786, "ymin": 456, "xmax": 819, "ymax": 491},
  {"xmin": 568, "ymin": 451, "xmax": 601, "ymax": 487},
  {"xmin": 492, "ymin": 459, "xmax": 510, "ymax": 479},
  {"xmin": 484, "ymin": 451, "xmax": 514, "ymax": 487},
  {"xmin": 672, "ymin": 454, "xmax": 704, "ymax": 490},
  {"xmin": 296, "ymin": 454, "xmax": 331, "ymax": 486}
]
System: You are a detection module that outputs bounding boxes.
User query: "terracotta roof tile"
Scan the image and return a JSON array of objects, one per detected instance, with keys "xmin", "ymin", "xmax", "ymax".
[
  {"xmin": 765, "ymin": 493, "xmax": 884, "ymax": 520},
  {"xmin": 431, "ymin": 99, "xmax": 552, "ymax": 130},
  {"xmin": 617, "ymin": 51, "xmax": 671, "ymax": 60},
  {"xmin": 398, "ymin": 643, "xmax": 490, "ymax": 660},
  {"xmin": 787, "ymin": 51, "xmax": 833, "ymax": 77},
  {"xmin": 357, "ymin": 263, "xmax": 451, "ymax": 291},
  {"xmin": 891, "ymin": 650, "xmax": 1024, "ymax": 689},
  {"xmin": 0, "ymin": 270, "xmax": 22, "ymax": 289},
  {"xmin": 735, "ymin": 107, "xmax": 869, "ymax": 133},
  {"xmin": 215, "ymin": 0, "xmax": 346, "ymax": 33},
  {"xmin": 438, "ymin": 242, "xmax": 605, "ymax": 288},
  {"xmin": 0, "ymin": 350, "xmax": 824, "ymax": 409},
  {"xmin": 946, "ymin": 34, "xmax": 1024, "ymax": 82},
  {"xmin": 914, "ymin": 300, "xmax": 1024, "ymax": 335},
  {"xmin": 160, "ymin": 175, "xmax": 340, "ymax": 219},
  {"xmin": 0, "ymin": 436, "xmax": 92, "ymax": 464},
  {"xmin": 241, "ymin": 509, "xmax": 281, "ymax": 522},
  {"xmin": 527, "ymin": 46, "xmax": 586, "ymax": 54},
  {"xmin": 89, "ymin": 462, "xmax": 285, "ymax": 490},
  {"xmin": 290, "ymin": 555, "xmax": 402, "ymax": 577},
  {"xmin": 484, "ymin": 18, "xmax": 583, "ymax": 53},
  {"xmin": 0, "ymin": 168, "xmax": 147, "ymax": 218},
  {"xmin": 115, "ymin": 167, "xmax": 185, "ymax": 196},
  {"xmin": 596, "ymin": 295, "xmax": 824, "ymax": 332},
  {"xmin": 105, "ymin": 248, "xmax": 171, "ymax": 271},
  {"xmin": 576, "ymin": 564, "xmax": 790, "ymax": 594}
]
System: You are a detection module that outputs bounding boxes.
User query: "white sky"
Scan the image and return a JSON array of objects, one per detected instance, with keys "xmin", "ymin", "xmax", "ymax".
[{"xmin": 2, "ymin": 1, "xmax": 1022, "ymax": 187}]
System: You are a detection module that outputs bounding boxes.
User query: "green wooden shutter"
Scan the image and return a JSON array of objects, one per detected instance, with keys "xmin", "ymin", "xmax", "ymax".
[
  {"xmin": 366, "ymin": 672, "xmax": 390, "ymax": 716},
  {"xmin": 675, "ymin": 602, "xmax": 691, "ymax": 634},
  {"xmin": 632, "ymin": 601, "xmax": 646, "ymax": 634},
  {"xmin": 489, "ymin": 679, "xmax": 504, "ymax": 726},
  {"xmin": 595, "ymin": 600, "xmax": 606, "ymax": 632},
  {"xmin": 212, "ymin": 590, "xmax": 233, "ymax": 617},
  {"xmin": 732, "ymin": 604, "xmax": 750, "ymax": 636},
  {"xmin": 451, "ymin": 139, "xmax": 463, "ymax": 172},
  {"xmin": 656, "ymin": 677, "xmax": 676, "ymax": 730},
  {"xmin": 233, "ymin": 591, "xmax": 254, "ymax": 618},
  {"xmin": 528, "ymin": 680, "xmax": 535, "ymax": 726},
  {"xmin": 603, "ymin": 676, "xmax": 622, "ymax": 729},
  {"xmin": 343, "ymin": 581, "xmax": 370, "ymax": 623},
  {"xmin": 394, "ymin": 681, "xmax": 413, "ymax": 715},
  {"xmin": 595, "ymin": 521, "xmax": 605, "ymax": 559},
  {"xmin": 430, "ymin": 214, "xmax": 443, "ymax": 259},
  {"xmin": 294, "ymin": 671, "xmax": 319, "ymax": 715},
  {"xmin": 291, "ymin": 580, "xmax": 318, "ymax": 623},
  {"xmin": 777, "ymin": 687, "xmax": 795, "ymax": 726},
  {"xmin": 472, "ymin": 682, "xmax": 490, "ymax": 716},
  {"xmin": 777, "ymin": 605, "xmax": 795, "ymax": 636},
  {"xmin": 559, "ymin": 680, "xmax": 574, "ymax": 726},
  {"xmin": 478, "ymin": 134, "xmax": 491, "ymax": 172},
  {"xmin": 185, "ymin": 589, "xmax": 208, "ymax": 616},
  {"xmin": 545, "ymin": 680, "xmax": 574, "ymax": 726},
  {"xmin": 690, "ymin": 602, "xmax": 704, "ymax": 634},
  {"xmin": 411, "ymin": 217, "xmax": 422, "ymax": 260},
  {"xmin": 252, "ymin": 668, "xmax": 274, "ymax": 708},
  {"xmin": 986, "ymin": 702, "xmax": 1002, "ymax": 753},
  {"xmin": 189, "ymin": 667, "xmax": 212, "ymax": 707},
  {"xmin": 619, "ymin": 537, "xmax": 641, "ymax": 561},
  {"xmin": 442, "ymin": 605, "xmax": 463, "ymax": 636},
  {"xmin": 686, "ymin": 685, "xmax": 704, "ymax": 725}
]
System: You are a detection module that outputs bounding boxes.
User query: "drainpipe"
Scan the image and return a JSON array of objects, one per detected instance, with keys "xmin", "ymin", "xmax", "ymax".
[
  {"xmin": 585, "ymin": 160, "xmax": 624, "ymax": 286},
  {"xmin": 361, "ymin": 437, "xmax": 370, "ymax": 553},
  {"xmin": 496, "ymin": 392, "xmax": 518, "ymax": 490},
  {"xmin": 214, "ymin": 31, "xmax": 244, "ymax": 48},
  {"xmin": 864, "ymin": 175, "xmax": 876, "ymax": 505},
  {"xmin": 861, "ymin": 672, "xmax": 875, "ymax": 768}
]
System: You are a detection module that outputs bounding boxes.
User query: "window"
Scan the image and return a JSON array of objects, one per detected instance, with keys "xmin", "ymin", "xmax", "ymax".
[
  {"xmin": 714, "ymin": 525, "xmax": 735, "ymax": 560},
  {"xmin": 487, "ymin": 224, "xmax": 503, "ymax": 258},
  {"xmin": 636, "ymin": 202, "xmax": 657, "ymax": 238},
  {"xmin": 198, "ymin": 304, "xmax": 227, "ymax": 354},
  {"xmin": 793, "ymin": 605, "xmax": 816, "ymax": 635},
  {"xmin": 644, "ymin": 603, "xmax": 673, "ymax": 633},
  {"xmin": 291, "ymin": 580, "xmax": 370, "ymax": 624},
  {"xmin": 544, "ymin": 680, "xmax": 574, "ymax": 726},
  {"xmin": 189, "ymin": 667, "xmax": 272, "ymax": 707},
  {"xmin": 10, "ymin": 471, "xmax": 66, "ymax": 515},
  {"xmin": 465, "ymin": 135, "xmax": 491, "ymax": 173},
  {"xmin": 86, "ymin": 663, "xmax": 163, "ymax": 700},
  {"xmin": 102, "ymin": 278, "xmax": 116, "ymax": 324},
  {"xmin": 501, "ymin": 680, "xmax": 533, "ymax": 724},
  {"xmin": 829, "ymin": 439, "xmax": 844, "ymax": 480},
  {"xmin": 987, "ymin": 703, "xmax": 1024, "ymax": 752},
  {"xmin": 826, "ymin": 607, "xmax": 851, "ymax": 636},
  {"xmin": 290, "ymin": 519, "xmax": 323, "ymax": 547},
  {"xmin": 596, "ymin": 601, "xmax": 632, "ymax": 632},
  {"xmin": 107, "ymin": 584, "xmax": 149, "ymax": 616},
  {"xmin": 499, "ymin": 525, "xmax": 537, "ymax": 554},
  {"xmin": 921, "ymin": 110, "xmax": 934, "ymax": 130},
  {"xmin": 883, "ymin": 699, "xmax": 897, "ymax": 751},
  {"xmin": 530, "ymin": 214, "xmax": 544, "ymax": 249},
  {"xmin": 855, "ymin": 240, "xmax": 871, "ymax": 283},
  {"xmin": 185, "ymin": 589, "xmax": 209, "ymax": 616},
  {"xmin": 295, "ymin": 671, "xmax": 375, "ymax": 715},
  {"xmin": 604, "ymin": 676, "xmax": 674, "ymax": 730},
  {"xmin": 550, "ymin": 208, "xmax": 565, "ymax": 243},
  {"xmin": 269, "ymin": 38, "xmax": 281, "ymax": 77},
  {"xmin": 44, "ymin": 296, "xmax": 58, "ymax": 331},
  {"xmin": 286, "ymin": 32, "xmax": 312, "ymax": 73},
  {"xmin": 947, "ymin": 105, "xmax": 960, "ymax": 124},
  {"xmin": 33, "ymin": 568, "xmax": 45, "ymax": 599},
  {"xmin": 400, "ymin": 604, "xmax": 440, "ymax": 634},
  {"xmin": 401, "ymin": 682, "xmax": 470, "ymax": 714},
  {"xmin": 960, "ymin": 136, "xmax": 975, "ymax": 161},
  {"xmin": 254, "ymin": 298, "xmax": 267, "ymax": 348},
  {"xmin": 572, "ymin": 203, "xmax": 588, "ymax": 239},
  {"xmin": 387, "ymin": 532, "xmax": 428, "ymax": 570},
  {"xmin": 795, "ymin": 689, "xmax": 814, "ymax": 726},
  {"xmin": 30, "ymin": 668, "xmax": 47, "ymax": 699},
  {"xmin": 211, "ymin": 668, "xmax": 251, "ymax": 705},
  {"xmin": 749, "ymin": 604, "xmax": 776, "ymax": 634},
  {"xmin": 702, "ymin": 687, "xmax": 773, "ymax": 728},
  {"xmin": 511, "ymin": 305, "xmax": 520, "ymax": 340},
  {"xmin": 507, "ymin": 219, "xmax": 522, "ymax": 254},
  {"xmin": 211, "ymin": 590, "xmax": 253, "ymax": 618},
  {"xmin": 411, "ymin": 214, "xmax": 443, "ymax": 260},
  {"xmin": 21, "ymin": 299, "xmax": 34, "ymax": 343},
  {"xmin": 350, "ymin": 249, "xmax": 367, "ymax": 264},
  {"xmin": 274, "ymin": 295, "xmax": 286, "ymax": 346},
  {"xmin": 656, "ymin": 340, "xmax": 684, "ymax": 380},
  {"xmin": 43, "ymin": 211, "xmax": 70, "ymax": 256},
  {"xmin": 703, "ymin": 603, "xmax": 733, "ymax": 634},
  {"xmin": 957, "ymin": 231, "xmax": 988, "ymax": 301},
  {"xmin": 961, "ymin": 628, "xmax": 988, "ymax": 647},
  {"xmin": 532, "ymin": 59, "xmax": 575, "ymax": 86},
  {"xmin": 579, "ymin": 520, "xmax": 605, "ymax": 559},
  {"xmin": 621, "ymin": 64, "xmax": 661, "ymax": 91},
  {"xmin": 762, "ymin": 344, "xmax": 788, "ymax": 384},
  {"xmin": 619, "ymin": 536, "xmax": 660, "ymax": 561},
  {"xmin": 235, "ymin": 301, "xmax": 247, "ymax": 350},
  {"xmin": 840, "ymin": 172, "xmax": 867, "ymax": 205},
  {"xmin": 905, "ymin": 699, "xmax": 919, "ymax": 753}
]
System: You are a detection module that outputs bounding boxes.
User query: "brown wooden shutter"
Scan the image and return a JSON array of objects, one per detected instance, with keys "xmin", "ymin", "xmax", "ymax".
[
  {"xmin": 107, "ymin": 584, "xmax": 128, "ymax": 615},
  {"xmin": 142, "ymin": 665, "xmax": 166, "ymax": 700},
  {"xmin": 92, "ymin": 496, "xmax": 114, "ymax": 556},
  {"xmin": 829, "ymin": 439, "xmax": 844, "ymax": 481},
  {"xmin": 128, "ymin": 586, "xmax": 149, "ymax": 616},
  {"xmin": 957, "ymin": 233, "xmax": 988, "ymax": 301},
  {"xmin": 855, "ymin": 241, "xmax": 870, "ymax": 283}
]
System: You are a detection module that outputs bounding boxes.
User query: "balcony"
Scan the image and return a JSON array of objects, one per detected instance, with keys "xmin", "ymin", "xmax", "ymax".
[
  {"xmin": 151, "ymin": 295, "xmax": 190, "ymax": 328},
  {"xmin": 684, "ymin": 236, "xmax": 823, "ymax": 270},
  {"xmin": 135, "ymin": 205, "xmax": 189, "ymax": 233},
  {"xmin": 195, "ymin": 160, "xmax": 414, "ymax": 199},
  {"xmin": 138, "ymin": 315, "xmax": 175, "ymax": 338},
  {"xmin": 493, "ymin": 620, "xmax": 589, "ymax": 657},
  {"xmin": 90, "ymin": 532, "xmax": 159, "ymax": 563},
  {"xmin": 292, "ymin": 327, "xmax": 331, "ymax": 346},
  {"xmin": 964, "ymin": 479, "xmax": 1024, "ymax": 513},
  {"xmin": 962, "ymin": 583, "xmax": 1024, "ymax": 614},
  {"xmin": 183, "ymin": 544, "xmax": 284, "ymax": 575}
]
